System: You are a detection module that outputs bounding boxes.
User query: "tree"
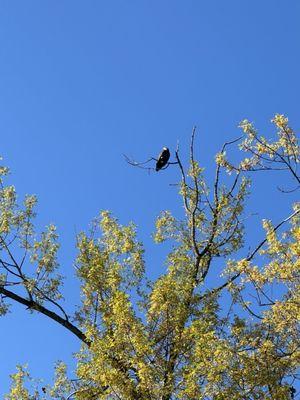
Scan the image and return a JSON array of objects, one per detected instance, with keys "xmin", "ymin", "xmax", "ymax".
[{"xmin": 2, "ymin": 115, "xmax": 299, "ymax": 399}]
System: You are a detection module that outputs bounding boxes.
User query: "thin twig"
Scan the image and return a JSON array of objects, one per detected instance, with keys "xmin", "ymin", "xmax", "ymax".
[{"xmin": 203, "ymin": 207, "xmax": 300, "ymax": 299}]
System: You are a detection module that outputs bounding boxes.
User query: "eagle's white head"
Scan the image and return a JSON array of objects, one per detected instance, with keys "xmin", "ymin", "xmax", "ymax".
[{"xmin": 163, "ymin": 147, "xmax": 169, "ymax": 151}]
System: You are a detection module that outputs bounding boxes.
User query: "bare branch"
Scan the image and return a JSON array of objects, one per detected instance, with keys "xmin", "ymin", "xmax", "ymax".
[
  {"xmin": 277, "ymin": 185, "xmax": 299, "ymax": 194},
  {"xmin": 0, "ymin": 285, "xmax": 89, "ymax": 345},
  {"xmin": 175, "ymin": 143, "xmax": 190, "ymax": 214},
  {"xmin": 124, "ymin": 152, "xmax": 178, "ymax": 172},
  {"xmin": 123, "ymin": 154, "xmax": 156, "ymax": 172}
]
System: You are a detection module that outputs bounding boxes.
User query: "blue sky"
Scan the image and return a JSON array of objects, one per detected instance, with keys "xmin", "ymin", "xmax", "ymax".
[{"xmin": 0, "ymin": 1, "xmax": 299, "ymax": 395}]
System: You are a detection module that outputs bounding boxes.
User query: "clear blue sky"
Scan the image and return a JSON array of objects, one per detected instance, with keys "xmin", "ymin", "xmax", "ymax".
[{"xmin": 0, "ymin": 1, "xmax": 299, "ymax": 394}]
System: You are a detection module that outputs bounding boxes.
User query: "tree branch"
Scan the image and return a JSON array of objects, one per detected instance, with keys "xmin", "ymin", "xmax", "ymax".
[
  {"xmin": 204, "ymin": 207, "xmax": 300, "ymax": 299},
  {"xmin": 0, "ymin": 285, "xmax": 89, "ymax": 346}
]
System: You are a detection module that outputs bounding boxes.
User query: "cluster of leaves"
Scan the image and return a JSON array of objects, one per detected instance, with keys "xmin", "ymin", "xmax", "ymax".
[{"xmin": 2, "ymin": 115, "xmax": 299, "ymax": 399}]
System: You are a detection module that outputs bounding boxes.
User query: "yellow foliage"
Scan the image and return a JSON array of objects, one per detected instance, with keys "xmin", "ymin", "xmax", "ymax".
[{"xmin": 3, "ymin": 115, "xmax": 300, "ymax": 399}]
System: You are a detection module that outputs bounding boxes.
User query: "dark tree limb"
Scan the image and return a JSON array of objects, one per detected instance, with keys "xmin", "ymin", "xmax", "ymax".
[{"xmin": 0, "ymin": 285, "xmax": 90, "ymax": 346}]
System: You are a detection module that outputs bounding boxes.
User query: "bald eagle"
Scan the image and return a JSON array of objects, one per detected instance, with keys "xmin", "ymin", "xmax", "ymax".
[{"xmin": 156, "ymin": 147, "xmax": 170, "ymax": 171}]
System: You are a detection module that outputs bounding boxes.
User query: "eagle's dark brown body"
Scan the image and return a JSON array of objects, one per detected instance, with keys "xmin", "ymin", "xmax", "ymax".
[{"xmin": 156, "ymin": 147, "xmax": 170, "ymax": 171}]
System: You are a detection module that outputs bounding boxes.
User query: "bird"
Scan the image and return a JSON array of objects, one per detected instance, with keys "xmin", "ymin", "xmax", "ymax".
[{"xmin": 156, "ymin": 147, "xmax": 170, "ymax": 171}]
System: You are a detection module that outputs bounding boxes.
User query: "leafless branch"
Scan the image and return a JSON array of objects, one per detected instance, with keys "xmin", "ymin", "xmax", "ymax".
[
  {"xmin": 0, "ymin": 285, "xmax": 89, "ymax": 345},
  {"xmin": 124, "ymin": 152, "xmax": 179, "ymax": 173}
]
